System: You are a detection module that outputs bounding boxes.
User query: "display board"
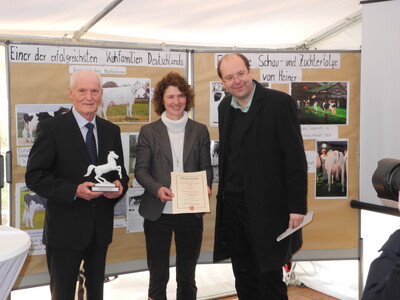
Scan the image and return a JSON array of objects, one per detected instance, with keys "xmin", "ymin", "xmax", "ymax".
[
  {"xmin": 6, "ymin": 44, "xmax": 361, "ymax": 288},
  {"xmin": 193, "ymin": 51, "xmax": 361, "ymax": 261},
  {"xmin": 6, "ymin": 43, "xmax": 188, "ymax": 287}
]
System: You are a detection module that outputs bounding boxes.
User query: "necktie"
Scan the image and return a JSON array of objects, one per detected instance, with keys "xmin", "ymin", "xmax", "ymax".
[{"xmin": 85, "ymin": 123, "xmax": 97, "ymax": 165}]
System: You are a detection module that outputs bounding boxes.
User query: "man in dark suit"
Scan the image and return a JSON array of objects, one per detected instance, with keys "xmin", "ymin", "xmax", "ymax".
[
  {"xmin": 213, "ymin": 54, "xmax": 308, "ymax": 300},
  {"xmin": 25, "ymin": 70, "xmax": 129, "ymax": 300},
  {"xmin": 362, "ymin": 229, "xmax": 400, "ymax": 300}
]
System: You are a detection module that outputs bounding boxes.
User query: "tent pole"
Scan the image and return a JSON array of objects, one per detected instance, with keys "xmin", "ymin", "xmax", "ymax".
[
  {"xmin": 296, "ymin": 10, "xmax": 361, "ymax": 50},
  {"xmin": 72, "ymin": 0, "xmax": 123, "ymax": 42}
]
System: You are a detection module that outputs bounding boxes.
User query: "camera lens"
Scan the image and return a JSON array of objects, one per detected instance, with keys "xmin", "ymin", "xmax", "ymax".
[{"xmin": 372, "ymin": 158, "xmax": 400, "ymax": 201}]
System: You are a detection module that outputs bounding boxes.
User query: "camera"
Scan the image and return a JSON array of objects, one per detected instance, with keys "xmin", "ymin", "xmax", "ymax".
[{"xmin": 372, "ymin": 158, "xmax": 400, "ymax": 201}]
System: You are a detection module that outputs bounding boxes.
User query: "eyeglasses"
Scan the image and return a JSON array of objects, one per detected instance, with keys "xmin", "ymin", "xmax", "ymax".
[{"xmin": 222, "ymin": 70, "xmax": 249, "ymax": 83}]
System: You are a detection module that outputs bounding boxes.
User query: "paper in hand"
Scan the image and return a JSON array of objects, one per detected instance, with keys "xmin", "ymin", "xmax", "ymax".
[{"xmin": 277, "ymin": 211, "xmax": 314, "ymax": 242}]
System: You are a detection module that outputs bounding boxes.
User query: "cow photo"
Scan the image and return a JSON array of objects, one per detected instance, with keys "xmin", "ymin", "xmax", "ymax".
[
  {"xmin": 315, "ymin": 139, "xmax": 348, "ymax": 198},
  {"xmin": 209, "ymin": 81, "xmax": 230, "ymax": 127},
  {"xmin": 18, "ymin": 187, "xmax": 47, "ymax": 230},
  {"xmin": 98, "ymin": 77, "xmax": 151, "ymax": 124},
  {"xmin": 290, "ymin": 81, "xmax": 349, "ymax": 125},
  {"xmin": 210, "ymin": 140, "xmax": 219, "ymax": 184},
  {"xmin": 126, "ymin": 187, "xmax": 145, "ymax": 233},
  {"xmin": 128, "ymin": 133, "xmax": 139, "ymax": 174},
  {"xmin": 16, "ymin": 104, "xmax": 71, "ymax": 146}
]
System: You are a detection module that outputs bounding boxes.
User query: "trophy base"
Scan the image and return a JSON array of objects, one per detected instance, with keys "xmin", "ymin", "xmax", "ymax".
[{"xmin": 91, "ymin": 184, "xmax": 118, "ymax": 192}]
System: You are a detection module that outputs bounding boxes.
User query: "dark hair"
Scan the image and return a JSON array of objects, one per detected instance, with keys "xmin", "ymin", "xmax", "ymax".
[
  {"xmin": 217, "ymin": 53, "xmax": 251, "ymax": 79},
  {"xmin": 153, "ymin": 72, "xmax": 195, "ymax": 116}
]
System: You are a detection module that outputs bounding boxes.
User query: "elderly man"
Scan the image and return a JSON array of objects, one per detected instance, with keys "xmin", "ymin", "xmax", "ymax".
[{"xmin": 25, "ymin": 70, "xmax": 129, "ymax": 300}]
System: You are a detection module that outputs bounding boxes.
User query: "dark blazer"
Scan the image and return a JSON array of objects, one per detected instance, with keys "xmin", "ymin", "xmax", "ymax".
[
  {"xmin": 135, "ymin": 118, "xmax": 213, "ymax": 221},
  {"xmin": 25, "ymin": 110, "xmax": 129, "ymax": 249},
  {"xmin": 213, "ymin": 80, "xmax": 308, "ymax": 272},
  {"xmin": 362, "ymin": 230, "xmax": 400, "ymax": 300}
]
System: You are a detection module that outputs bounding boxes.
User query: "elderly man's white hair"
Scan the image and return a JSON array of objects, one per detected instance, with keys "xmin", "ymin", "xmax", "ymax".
[{"xmin": 69, "ymin": 70, "xmax": 102, "ymax": 89}]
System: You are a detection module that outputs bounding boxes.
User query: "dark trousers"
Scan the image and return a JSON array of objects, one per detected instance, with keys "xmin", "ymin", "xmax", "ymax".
[
  {"xmin": 144, "ymin": 213, "xmax": 203, "ymax": 300},
  {"xmin": 46, "ymin": 236, "xmax": 108, "ymax": 300},
  {"xmin": 221, "ymin": 194, "xmax": 288, "ymax": 300}
]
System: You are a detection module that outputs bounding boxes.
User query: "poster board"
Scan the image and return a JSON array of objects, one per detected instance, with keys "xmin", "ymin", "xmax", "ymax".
[
  {"xmin": 193, "ymin": 51, "xmax": 361, "ymax": 260},
  {"xmin": 6, "ymin": 44, "xmax": 361, "ymax": 288},
  {"xmin": 6, "ymin": 43, "xmax": 188, "ymax": 287}
]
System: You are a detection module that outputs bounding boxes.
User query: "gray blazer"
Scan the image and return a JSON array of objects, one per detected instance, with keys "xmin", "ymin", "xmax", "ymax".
[{"xmin": 135, "ymin": 118, "xmax": 213, "ymax": 221}]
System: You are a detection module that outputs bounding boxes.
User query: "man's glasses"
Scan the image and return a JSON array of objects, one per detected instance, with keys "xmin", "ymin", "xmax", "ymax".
[{"xmin": 222, "ymin": 70, "xmax": 249, "ymax": 83}]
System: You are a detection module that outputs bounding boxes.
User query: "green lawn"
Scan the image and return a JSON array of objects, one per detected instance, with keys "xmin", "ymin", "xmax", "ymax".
[{"xmin": 103, "ymin": 102, "xmax": 149, "ymax": 123}]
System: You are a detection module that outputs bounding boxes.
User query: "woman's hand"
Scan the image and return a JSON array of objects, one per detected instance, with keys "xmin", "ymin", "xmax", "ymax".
[{"xmin": 157, "ymin": 187, "xmax": 174, "ymax": 202}]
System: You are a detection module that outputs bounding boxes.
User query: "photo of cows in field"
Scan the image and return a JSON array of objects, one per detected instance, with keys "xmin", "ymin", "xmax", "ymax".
[
  {"xmin": 16, "ymin": 104, "xmax": 71, "ymax": 146},
  {"xmin": 290, "ymin": 81, "xmax": 348, "ymax": 125},
  {"xmin": 315, "ymin": 140, "xmax": 348, "ymax": 198}
]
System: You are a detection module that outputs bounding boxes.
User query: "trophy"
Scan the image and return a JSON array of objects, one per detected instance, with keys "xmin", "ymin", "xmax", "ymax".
[{"xmin": 84, "ymin": 151, "xmax": 122, "ymax": 192}]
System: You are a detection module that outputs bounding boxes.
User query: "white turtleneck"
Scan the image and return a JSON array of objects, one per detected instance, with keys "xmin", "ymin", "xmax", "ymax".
[{"xmin": 161, "ymin": 111, "xmax": 188, "ymax": 213}]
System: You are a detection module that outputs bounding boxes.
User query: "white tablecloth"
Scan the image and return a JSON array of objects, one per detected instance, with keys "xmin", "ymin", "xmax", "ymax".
[{"xmin": 0, "ymin": 226, "xmax": 31, "ymax": 300}]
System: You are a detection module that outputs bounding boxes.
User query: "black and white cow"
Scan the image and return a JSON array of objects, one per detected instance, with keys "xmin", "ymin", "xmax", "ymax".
[
  {"xmin": 22, "ymin": 193, "xmax": 47, "ymax": 229},
  {"xmin": 129, "ymin": 194, "xmax": 143, "ymax": 206},
  {"xmin": 22, "ymin": 113, "xmax": 38, "ymax": 143},
  {"xmin": 22, "ymin": 106, "xmax": 70, "ymax": 143}
]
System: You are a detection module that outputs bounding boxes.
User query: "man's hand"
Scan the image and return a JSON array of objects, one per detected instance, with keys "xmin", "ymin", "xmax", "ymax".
[
  {"xmin": 289, "ymin": 213, "xmax": 305, "ymax": 229},
  {"xmin": 103, "ymin": 180, "xmax": 124, "ymax": 199},
  {"xmin": 76, "ymin": 182, "xmax": 103, "ymax": 201},
  {"xmin": 157, "ymin": 187, "xmax": 174, "ymax": 202}
]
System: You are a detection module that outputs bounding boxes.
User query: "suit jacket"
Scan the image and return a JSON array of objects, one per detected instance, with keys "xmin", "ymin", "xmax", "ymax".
[
  {"xmin": 362, "ymin": 230, "xmax": 400, "ymax": 300},
  {"xmin": 135, "ymin": 118, "xmax": 213, "ymax": 221},
  {"xmin": 213, "ymin": 80, "xmax": 308, "ymax": 272},
  {"xmin": 25, "ymin": 110, "xmax": 129, "ymax": 250}
]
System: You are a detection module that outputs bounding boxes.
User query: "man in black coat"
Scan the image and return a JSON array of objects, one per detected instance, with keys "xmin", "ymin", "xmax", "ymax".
[
  {"xmin": 362, "ymin": 229, "xmax": 400, "ymax": 300},
  {"xmin": 213, "ymin": 53, "xmax": 308, "ymax": 300},
  {"xmin": 25, "ymin": 70, "xmax": 129, "ymax": 300}
]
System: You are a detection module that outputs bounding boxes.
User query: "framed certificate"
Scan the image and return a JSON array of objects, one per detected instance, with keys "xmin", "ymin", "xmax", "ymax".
[{"xmin": 171, "ymin": 171, "xmax": 210, "ymax": 214}]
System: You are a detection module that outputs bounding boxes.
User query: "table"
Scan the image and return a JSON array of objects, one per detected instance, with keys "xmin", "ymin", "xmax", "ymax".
[{"xmin": 0, "ymin": 226, "xmax": 31, "ymax": 300}]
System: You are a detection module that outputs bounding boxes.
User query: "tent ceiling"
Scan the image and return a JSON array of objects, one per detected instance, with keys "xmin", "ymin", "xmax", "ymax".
[{"xmin": 0, "ymin": 0, "xmax": 362, "ymax": 49}]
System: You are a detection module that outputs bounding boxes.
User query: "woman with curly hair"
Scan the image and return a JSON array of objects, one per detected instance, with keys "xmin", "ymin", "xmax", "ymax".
[{"xmin": 135, "ymin": 72, "xmax": 213, "ymax": 300}]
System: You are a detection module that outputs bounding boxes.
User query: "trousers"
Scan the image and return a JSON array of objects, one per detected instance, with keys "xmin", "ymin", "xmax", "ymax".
[
  {"xmin": 144, "ymin": 213, "xmax": 203, "ymax": 300},
  {"xmin": 221, "ymin": 193, "xmax": 288, "ymax": 300},
  {"xmin": 46, "ymin": 235, "xmax": 108, "ymax": 300}
]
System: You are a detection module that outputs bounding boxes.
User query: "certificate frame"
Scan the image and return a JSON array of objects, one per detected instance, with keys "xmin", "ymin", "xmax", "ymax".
[{"xmin": 171, "ymin": 170, "xmax": 210, "ymax": 214}]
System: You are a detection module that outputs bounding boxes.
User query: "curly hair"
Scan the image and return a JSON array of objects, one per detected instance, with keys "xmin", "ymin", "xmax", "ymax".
[{"xmin": 153, "ymin": 72, "xmax": 195, "ymax": 116}]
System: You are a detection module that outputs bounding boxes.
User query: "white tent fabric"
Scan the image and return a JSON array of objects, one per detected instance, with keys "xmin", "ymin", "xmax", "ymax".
[{"xmin": 0, "ymin": 0, "xmax": 361, "ymax": 49}]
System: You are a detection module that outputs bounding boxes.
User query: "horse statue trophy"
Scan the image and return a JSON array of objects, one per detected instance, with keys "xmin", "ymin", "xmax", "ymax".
[{"xmin": 84, "ymin": 151, "xmax": 122, "ymax": 192}]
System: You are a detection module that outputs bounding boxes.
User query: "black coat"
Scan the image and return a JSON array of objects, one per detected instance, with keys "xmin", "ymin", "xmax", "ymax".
[
  {"xmin": 25, "ymin": 110, "xmax": 129, "ymax": 250},
  {"xmin": 213, "ymin": 80, "xmax": 308, "ymax": 272},
  {"xmin": 362, "ymin": 230, "xmax": 400, "ymax": 300}
]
